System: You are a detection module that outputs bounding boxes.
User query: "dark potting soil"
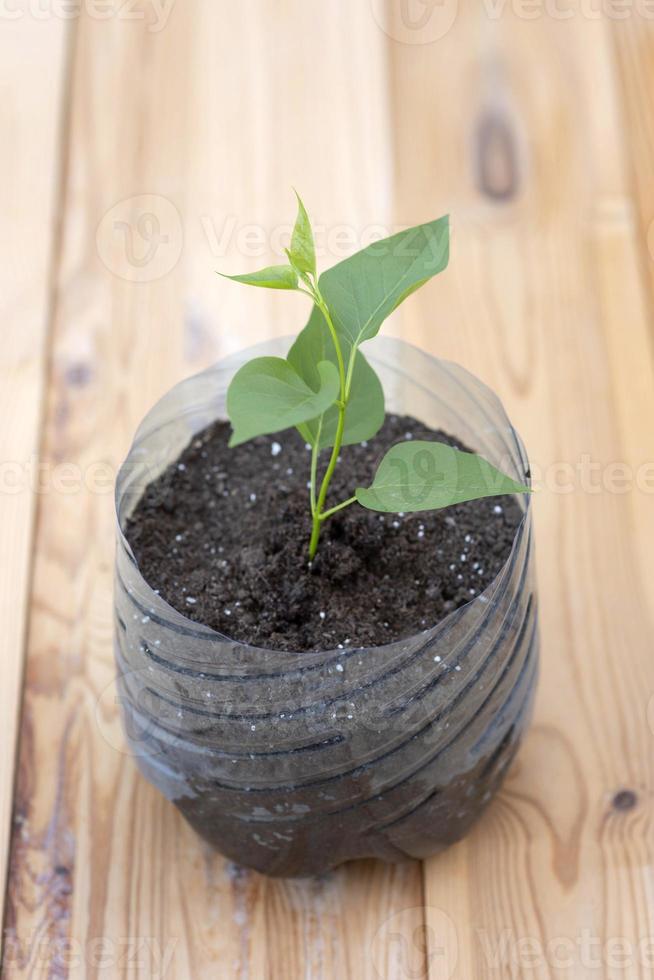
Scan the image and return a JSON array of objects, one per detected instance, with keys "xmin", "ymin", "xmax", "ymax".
[{"xmin": 126, "ymin": 415, "xmax": 523, "ymax": 652}]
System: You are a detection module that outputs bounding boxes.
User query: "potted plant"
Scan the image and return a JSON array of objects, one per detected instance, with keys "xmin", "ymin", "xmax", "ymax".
[{"xmin": 114, "ymin": 196, "xmax": 538, "ymax": 877}]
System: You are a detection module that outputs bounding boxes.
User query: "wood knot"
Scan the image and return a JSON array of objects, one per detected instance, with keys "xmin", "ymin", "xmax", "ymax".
[
  {"xmin": 475, "ymin": 108, "xmax": 520, "ymax": 202},
  {"xmin": 612, "ymin": 789, "xmax": 637, "ymax": 812},
  {"xmin": 64, "ymin": 362, "xmax": 93, "ymax": 388}
]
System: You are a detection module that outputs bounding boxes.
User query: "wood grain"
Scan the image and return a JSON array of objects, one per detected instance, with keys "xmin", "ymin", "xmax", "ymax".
[
  {"xmin": 611, "ymin": 15, "xmax": 654, "ymax": 344},
  {"xmin": 3, "ymin": 2, "xmax": 654, "ymax": 978},
  {"xmin": 2, "ymin": 3, "xmax": 423, "ymax": 978},
  {"xmin": 386, "ymin": 5, "xmax": 654, "ymax": 977},
  {"xmin": 0, "ymin": 15, "xmax": 69, "ymax": 953}
]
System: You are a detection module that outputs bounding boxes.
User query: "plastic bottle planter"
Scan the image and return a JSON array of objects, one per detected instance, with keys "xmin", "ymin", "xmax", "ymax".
[{"xmin": 114, "ymin": 337, "xmax": 538, "ymax": 877}]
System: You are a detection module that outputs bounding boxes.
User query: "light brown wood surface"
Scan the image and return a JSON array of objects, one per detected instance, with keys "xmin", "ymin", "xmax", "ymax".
[
  {"xmin": 2, "ymin": 2, "xmax": 653, "ymax": 978},
  {"xmin": 0, "ymin": 13, "xmax": 69, "ymax": 944}
]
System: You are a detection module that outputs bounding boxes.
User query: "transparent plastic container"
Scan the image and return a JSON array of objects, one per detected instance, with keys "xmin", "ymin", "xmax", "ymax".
[{"xmin": 114, "ymin": 337, "xmax": 538, "ymax": 877}]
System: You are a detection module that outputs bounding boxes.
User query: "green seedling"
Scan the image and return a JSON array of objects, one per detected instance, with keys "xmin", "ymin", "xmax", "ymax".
[{"xmin": 220, "ymin": 193, "xmax": 530, "ymax": 560}]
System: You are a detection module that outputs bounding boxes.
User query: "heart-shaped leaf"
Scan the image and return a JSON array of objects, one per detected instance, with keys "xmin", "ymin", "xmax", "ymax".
[
  {"xmin": 227, "ymin": 356, "xmax": 339, "ymax": 447},
  {"xmin": 319, "ymin": 216, "xmax": 449, "ymax": 349},
  {"xmin": 356, "ymin": 440, "xmax": 531, "ymax": 513},
  {"xmin": 218, "ymin": 264, "xmax": 299, "ymax": 290},
  {"xmin": 287, "ymin": 306, "xmax": 385, "ymax": 449},
  {"xmin": 287, "ymin": 190, "xmax": 316, "ymax": 278}
]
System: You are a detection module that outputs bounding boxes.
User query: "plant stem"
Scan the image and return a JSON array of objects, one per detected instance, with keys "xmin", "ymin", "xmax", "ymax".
[
  {"xmin": 345, "ymin": 345, "xmax": 357, "ymax": 399},
  {"xmin": 309, "ymin": 403, "xmax": 346, "ymax": 559},
  {"xmin": 309, "ymin": 417, "xmax": 322, "ymax": 515},
  {"xmin": 315, "ymin": 295, "xmax": 346, "ymax": 396},
  {"xmin": 319, "ymin": 496, "xmax": 357, "ymax": 520},
  {"xmin": 307, "ymin": 287, "xmax": 351, "ymax": 560}
]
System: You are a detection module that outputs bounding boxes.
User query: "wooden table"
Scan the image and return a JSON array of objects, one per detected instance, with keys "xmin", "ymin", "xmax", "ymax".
[{"xmin": 2, "ymin": 2, "xmax": 653, "ymax": 977}]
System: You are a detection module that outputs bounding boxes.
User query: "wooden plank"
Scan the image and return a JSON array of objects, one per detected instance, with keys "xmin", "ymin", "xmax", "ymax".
[
  {"xmin": 385, "ymin": 5, "xmax": 654, "ymax": 978},
  {"xmin": 0, "ymin": 15, "xmax": 68, "ymax": 956},
  {"xmin": 611, "ymin": 16, "xmax": 654, "ymax": 341},
  {"xmin": 3, "ymin": 3, "xmax": 429, "ymax": 977}
]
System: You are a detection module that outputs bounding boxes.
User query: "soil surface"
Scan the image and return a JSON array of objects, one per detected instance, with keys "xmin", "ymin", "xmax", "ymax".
[{"xmin": 126, "ymin": 415, "xmax": 523, "ymax": 652}]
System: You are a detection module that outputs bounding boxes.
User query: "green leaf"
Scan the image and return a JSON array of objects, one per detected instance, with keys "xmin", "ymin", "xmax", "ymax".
[
  {"xmin": 318, "ymin": 216, "xmax": 449, "ymax": 348},
  {"xmin": 356, "ymin": 440, "xmax": 531, "ymax": 513},
  {"xmin": 288, "ymin": 190, "xmax": 316, "ymax": 278},
  {"xmin": 287, "ymin": 306, "xmax": 385, "ymax": 449},
  {"xmin": 218, "ymin": 264, "xmax": 299, "ymax": 290},
  {"xmin": 227, "ymin": 356, "xmax": 339, "ymax": 447}
]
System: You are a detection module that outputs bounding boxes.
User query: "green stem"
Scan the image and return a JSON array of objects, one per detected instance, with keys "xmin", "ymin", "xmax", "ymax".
[
  {"xmin": 315, "ymin": 296, "xmax": 346, "ymax": 396},
  {"xmin": 320, "ymin": 496, "xmax": 357, "ymax": 521},
  {"xmin": 344, "ymin": 344, "xmax": 357, "ymax": 400},
  {"xmin": 307, "ymin": 287, "xmax": 350, "ymax": 560},
  {"xmin": 306, "ymin": 287, "xmax": 364, "ymax": 560},
  {"xmin": 309, "ymin": 404, "xmax": 346, "ymax": 559},
  {"xmin": 309, "ymin": 417, "xmax": 322, "ymax": 515}
]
